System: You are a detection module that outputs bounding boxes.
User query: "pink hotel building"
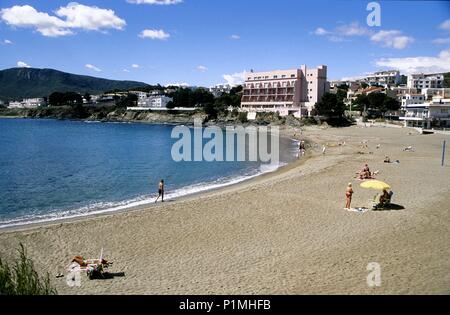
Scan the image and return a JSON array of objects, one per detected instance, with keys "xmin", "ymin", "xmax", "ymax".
[{"xmin": 241, "ymin": 65, "xmax": 329, "ymax": 117}]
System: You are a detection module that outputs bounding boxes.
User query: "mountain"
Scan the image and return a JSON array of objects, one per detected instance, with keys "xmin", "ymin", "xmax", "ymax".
[{"xmin": 0, "ymin": 68, "xmax": 149, "ymax": 101}]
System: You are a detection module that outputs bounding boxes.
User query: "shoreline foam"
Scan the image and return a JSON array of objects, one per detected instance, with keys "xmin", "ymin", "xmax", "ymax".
[{"xmin": 0, "ymin": 161, "xmax": 288, "ymax": 230}]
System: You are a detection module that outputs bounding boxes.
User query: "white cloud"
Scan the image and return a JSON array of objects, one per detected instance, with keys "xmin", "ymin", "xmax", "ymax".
[
  {"xmin": 131, "ymin": 64, "xmax": 140, "ymax": 68},
  {"xmin": 123, "ymin": 69, "xmax": 130, "ymax": 72},
  {"xmin": 313, "ymin": 22, "xmax": 369, "ymax": 42},
  {"xmin": 222, "ymin": 70, "xmax": 247, "ymax": 86},
  {"xmin": 339, "ymin": 75, "xmax": 366, "ymax": 81},
  {"xmin": 85, "ymin": 64, "xmax": 102, "ymax": 72},
  {"xmin": 375, "ymin": 49, "xmax": 450, "ymax": 74},
  {"xmin": 1, "ymin": 5, "xmax": 73, "ymax": 37},
  {"xmin": 56, "ymin": 3, "xmax": 126, "ymax": 31},
  {"xmin": 230, "ymin": 34, "xmax": 240, "ymax": 40},
  {"xmin": 439, "ymin": 19, "xmax": 450, "ymax": 31},
  {"xmin": 336, "ymin": 22, "xmax": 370, "ymax": 37},
  {"xmin": 196, "ymin": 65, "xmax": 208, "ymax": 72},
  {"xmin": 370, "ymin": 30, "xmax": 414, "ymax": 50},
  {"xmin": 313, "ymin": 27, "xmax": 329, "ymax": 36},
  {"xmin": 17, "ymin": 61, "xmax": 30, "ymax": 68},
  {"xmin": 432, "ymin": 38, "xmax": 450, "ymax": 45},
  {"xmin": 139, "ymin": 29, "xmax": 170, "ymax": 40},
  {"xmin": 0, "ymin": 4, "xmax": 125, "ymax": 37},
  {"xmin": 127, "ymin": 0, "xmax": 183, "ymax": 4},
  {"xmin": 313, "ymin": 22, "xmax": 414, "ymax": 50},
  {"xmin": 3, "ymin": 39, "xmax": 13, "ymax": 44}
]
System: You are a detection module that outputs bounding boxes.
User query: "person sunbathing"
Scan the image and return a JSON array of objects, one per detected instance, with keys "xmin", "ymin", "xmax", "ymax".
[
  {"xmin": 384, "ymin": 156, "xmax": 391, "ymax": 163},
  {"xmin": 72, "ymin": 255, "xmax": 110, "ymax": 267},
  {"xmin": 357, "ymin": 164, "xmax": 371, "ymax": 179}
]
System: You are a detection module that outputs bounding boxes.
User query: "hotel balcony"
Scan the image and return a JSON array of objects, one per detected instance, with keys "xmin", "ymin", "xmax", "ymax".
[{"xmin": 242, "ymin": 88, "xmax": 295, "ymax": 97}]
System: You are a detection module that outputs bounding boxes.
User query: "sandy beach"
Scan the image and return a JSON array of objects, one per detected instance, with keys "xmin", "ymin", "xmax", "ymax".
[{"xmin": 0, "ymin": 125, "xmax": 449, "ymax": 295}]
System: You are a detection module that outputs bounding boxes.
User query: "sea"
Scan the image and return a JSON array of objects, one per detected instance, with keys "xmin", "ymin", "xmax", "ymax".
[{"xmin": 0, "ymin": 118, "xmax": 298, "ymax": 228}]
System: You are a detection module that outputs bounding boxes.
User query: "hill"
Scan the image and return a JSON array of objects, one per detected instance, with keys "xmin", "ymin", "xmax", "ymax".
[{"xmin": 0, "ymin": 68, "xmax": 149, "ymax": 101}]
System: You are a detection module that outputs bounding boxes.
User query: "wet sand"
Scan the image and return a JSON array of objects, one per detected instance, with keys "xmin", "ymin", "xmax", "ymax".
[{"xmin": 0, "ymin": 125, "xmax": 449, "ymax": 294}]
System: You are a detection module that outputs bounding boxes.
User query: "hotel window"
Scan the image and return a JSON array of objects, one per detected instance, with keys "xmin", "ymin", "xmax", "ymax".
[
  {"xmin": 282, "ymin": 75, "xmax": 286, "ymax": 78},
  {"xmin": 274, "ymin": 75, "xmax": 278, "ymax": 79},
  {"xmin": 291, "ymin": 74, "xmax": 295, "ymax": 78}
]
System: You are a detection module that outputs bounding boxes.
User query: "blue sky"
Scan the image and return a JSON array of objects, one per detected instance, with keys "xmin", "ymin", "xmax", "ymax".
[{"xmin": 0, "ymin": 0, "xmax": 449, "ymax": 86}]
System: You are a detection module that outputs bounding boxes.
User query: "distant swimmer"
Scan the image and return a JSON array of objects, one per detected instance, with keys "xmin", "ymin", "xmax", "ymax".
[{"xmin": 155, "ymin": 179, "xmax": 165, "ymax": 203}]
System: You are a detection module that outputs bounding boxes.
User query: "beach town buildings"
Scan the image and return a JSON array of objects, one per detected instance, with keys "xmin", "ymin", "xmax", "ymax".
[
  {"xmin": 240, "ymin": 65, "xmax": 329, "ymax": 117},
  {"xmin": 400, "ymin": 96, "xmax": 450, "ymax": 128},
  {"xmin": 7, "ymin": 98, "xmax": 46, "ymax": 109},
  {"xmin": 422, "ymin": 88, "xmax": 450, "ymax": 100},
  {"xmin": 364, "ymin": 70, "xmax": 401, "ymax": 87},
  {"xmin": 209, "ymin": 84, "xmax": 232, "ymax": 98},
  {"xmin": 127, "ymin": 90, "xmax": 173, "ymax": 109},
  {"xmin": 400, "ymin": 93, "xmax": 426, "ymax": 107},
  {"xmin": 140, "ymin": 95, "xmax": 173, "ymax": 108},
  {"xmin": 407, "ymin": 73, "xmax": 445, "ymax": 90}
]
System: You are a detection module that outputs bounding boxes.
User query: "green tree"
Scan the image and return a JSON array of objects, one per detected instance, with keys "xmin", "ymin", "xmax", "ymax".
[
  {"xmin": 237, "ymin": 112, "xmax": 248, "ymax": 123},
  {"xmin": 166, "ymin": 101, "xmax": 175, "ymax": 109},
  {"xmin": 117, "ymin": 93, "xmax": 138, "ymax": 108},
  {"xmin": 360, "ymin": 82, "xmax": 369, "ymax": 89},
  {"xmin": 336, "ymin": 89, "xmax": 347, "ymax": 103},
  {"xmin": 380, "ymin": 96, "xmax": 400, "ymax": 116},
  {"xmin": 444, "ymin": 73, "xmax": 450, "ymax": 88},
  {"xmin": 367, "ymin": 92, "xmax": 386, "ymax": 110},
  {"xmin": 315, "ymin": 92, "xmax": 346, "ymax": 118},
  {"xmin": 352, "ymin": 94, "xmax": 369, "ymax": 113},
  {"xmin": 63, "ymin": 92, "xmax": 83, "ymax": 106},
  {"xmin": 204, "ymin": 102, "xmax": 219, "ymax": 119},
  {"xmin": 48, "ymin": 92, "xmax": 65, "ymax": 106}
]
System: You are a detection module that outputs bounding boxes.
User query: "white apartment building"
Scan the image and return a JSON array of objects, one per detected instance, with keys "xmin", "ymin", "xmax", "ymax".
[
  {"xmin": 401, "ymin": 93, "xmax": 426, "ymax": 107},
  {"xmin": 407, "ymin": 73, "xmax": 444, "ymax": 90},
  {"xmin": 241, "ymin": 65, "xmax": 328, "ymax": 117},
  {"xmin": 7, "ymin": 101, "xmax": 23, "ymax": 109},
  {"xmin": 129, "ymin": 91, "xmax": 148, "ymax": 105},
  {"xmin": 138, "ymin": 95, "xmax": 173, "ymax": 108},
  {"xmin": 365, "ymin": 70, "xmax": 401, "ymax": 87},
  {"xmin": 421, "ymin": 88, "xmax": 450, "ymax": 100},
  {"xmin": 8, "ymin": 98, "xmax": 45, "ymax": 109},
  {"xmin": 400, "ymin": 97, "xmax": 450, "ymax": 128},
  {"xmin": 209, "ymin": 84, "xmax": 232, "ymax": 97}
]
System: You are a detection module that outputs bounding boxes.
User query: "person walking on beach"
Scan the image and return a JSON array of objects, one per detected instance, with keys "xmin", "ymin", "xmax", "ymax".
[
  {"xmin": 299, "ymin": 141, "xmax": 306, "ymax": 157},
  {"xmin": 155, "ymin": 179, "xmax": 165, "ymax": 203},
  {"xmin": 345, "ymin": 183, "xmax": 354, "ymax": 210}
]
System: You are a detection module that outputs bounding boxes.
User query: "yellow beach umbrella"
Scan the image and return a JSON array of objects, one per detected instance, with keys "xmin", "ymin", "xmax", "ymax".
[{"xmin": 360, "ymin": 180, "xmax": 391, "ymax": 190}]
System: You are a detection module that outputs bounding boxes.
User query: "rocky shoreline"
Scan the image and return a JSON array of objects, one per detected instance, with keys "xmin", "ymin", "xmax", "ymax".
[{"xmin": 0, "ymin": 106, "xmax": 309, "ymax": 127}]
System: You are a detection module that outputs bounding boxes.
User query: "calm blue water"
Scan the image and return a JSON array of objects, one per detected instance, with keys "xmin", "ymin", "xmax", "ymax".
[{"xmin": 0, "ymin": 118, "xmax": 297, "ymax": 228}]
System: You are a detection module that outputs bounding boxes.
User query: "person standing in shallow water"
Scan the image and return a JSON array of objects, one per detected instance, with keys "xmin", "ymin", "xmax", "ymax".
[
  {"xmin": 155, "ymin": 179, "xmax": 164, "ymax": 203},
  {"xmin": 345, "ymin": 183, "xmax": 354, "ymax": 210}
]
